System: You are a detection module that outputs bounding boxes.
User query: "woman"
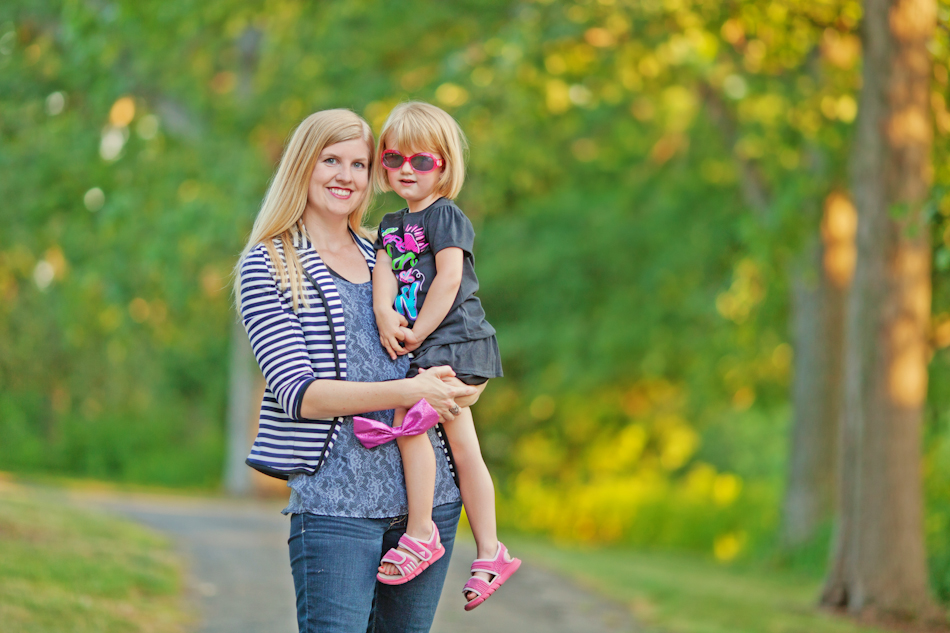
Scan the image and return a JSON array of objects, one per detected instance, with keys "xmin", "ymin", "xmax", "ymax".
[{"xmin": 234, "ymin": 109, "xmax": 477, "ymax": 633}]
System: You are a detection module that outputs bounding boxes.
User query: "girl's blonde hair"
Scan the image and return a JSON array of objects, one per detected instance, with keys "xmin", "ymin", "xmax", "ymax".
[
  {"xmin": 374, "ymin": 101, "xmax": 467, "ymax": 199},
  {"xmin": 234, "ymin": 109, "xmax": 375, "ymax": 311}
]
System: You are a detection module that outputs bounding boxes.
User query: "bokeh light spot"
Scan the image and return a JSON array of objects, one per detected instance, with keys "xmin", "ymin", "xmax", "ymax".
[
  {"xmin": 723, "ymin": 75, "xmax": 747, "ymax": 100},
  {"xmin": 100, "ymin": 126, "xmax": 128, "ymax": 161},
  {"xmin": 45, "ymin": 91, "xmax": 65, "ymax": 116},
  {"xmin": 84, "ymin": 187, "xmax": 105, "ymax": 211},
  {"xmin": 109, "ymin": 96, "xmax": 136, "ymax": 127},
  {"xmin": 33, "ymin": 261, "xmax": 54, "ymax": 290},
  {"xmin": 435, "ymin": 83, "xmax": 469, "ymax": 108}
]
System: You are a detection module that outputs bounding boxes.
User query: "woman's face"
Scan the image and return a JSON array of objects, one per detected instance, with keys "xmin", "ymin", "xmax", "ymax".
[{"xmin": 306, "ymin": 138, "xmax": 371, "ymax": 221}]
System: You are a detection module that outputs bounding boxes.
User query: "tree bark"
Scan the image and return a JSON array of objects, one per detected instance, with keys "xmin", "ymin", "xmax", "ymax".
[
  {"xmin": 783, "ymin": 236, "xmax": 847, "ymax": 547},
  {"xmin": 822, "ymin": 0, "xmax": 935, "ymax": 616}
]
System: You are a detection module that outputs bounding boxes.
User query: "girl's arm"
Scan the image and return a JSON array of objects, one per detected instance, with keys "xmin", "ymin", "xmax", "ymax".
[
  {"xmin": 299, "ymin": 365, "xmax": 476, "ymax": 421},
  {"xmin": 404, "ymin": 246, "xmax": 463, "ymax": 350},
  {"xmin": 373, "ymin": 249, "xmax": 409, "ymax": 360}
]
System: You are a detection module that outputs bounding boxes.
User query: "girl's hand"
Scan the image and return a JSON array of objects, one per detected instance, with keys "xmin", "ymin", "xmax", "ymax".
[
  {"xmin": 376, "ymin": 307, "xmax": 409, "ymax": 360},
  {"xmin": 401, "ymin": 327, "xmax": 422, "ymax": 352},
  {"xmin": 410, "ymin": 366, "xmax": 477, "ymax": 422},
  {"xmin": 439, "ymin": 376, "xmax": 488, "ymax": 409}
]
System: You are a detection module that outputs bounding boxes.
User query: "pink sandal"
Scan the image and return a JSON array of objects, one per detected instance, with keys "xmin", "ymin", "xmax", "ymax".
[
  {"xmin": 377, "ymin": 522, "xmax": 445, "ymax": 585},
  {"xmin": 462, "ymin": 542, "xmax": 521, "ymax": 611}
]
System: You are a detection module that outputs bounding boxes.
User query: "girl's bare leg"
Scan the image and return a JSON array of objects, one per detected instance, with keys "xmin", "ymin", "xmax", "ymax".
[
  {"xmin": 442, "ymin": 403, "xmax": 500, "ymax": 600},
  {"xmin": 379, "ymin": 405, "xmax": 436, "ymax": 577}
]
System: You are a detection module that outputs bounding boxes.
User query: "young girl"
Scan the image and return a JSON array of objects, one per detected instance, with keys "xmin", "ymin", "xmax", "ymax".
[{"xmin": 353, "ymin": 101, "xmax": 519, "ymax": 610}]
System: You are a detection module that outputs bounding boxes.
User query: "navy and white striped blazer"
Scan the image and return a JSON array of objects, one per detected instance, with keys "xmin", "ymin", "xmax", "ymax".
[{"xmin": 239, "ymin": 227, "xmax": 456, "ymax": 480}]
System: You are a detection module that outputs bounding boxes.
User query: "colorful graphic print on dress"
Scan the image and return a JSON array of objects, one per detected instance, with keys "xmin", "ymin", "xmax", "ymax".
[{"xmin": 381, "ymin": 224, "xmax": 428, "ymax": 322}]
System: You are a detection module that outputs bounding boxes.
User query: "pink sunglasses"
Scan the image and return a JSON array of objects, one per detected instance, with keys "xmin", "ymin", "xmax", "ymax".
[{"xmin": 381, "ymin": 150, "xmax": 444, "ymax": 174}]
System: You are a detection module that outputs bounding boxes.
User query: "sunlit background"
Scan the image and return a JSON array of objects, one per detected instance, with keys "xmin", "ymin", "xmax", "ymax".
[{"xmin": 3, "ymin": 0, "xmax": 950, "ymax": 627}]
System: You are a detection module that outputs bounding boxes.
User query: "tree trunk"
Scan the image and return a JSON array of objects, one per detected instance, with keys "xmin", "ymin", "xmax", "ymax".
[
  {"xmin": 223, "ymin": 25, "xmax": 265, "ymax": 496},
  {"xmin": 783, "ymin": 232, "xmax": 848, "ymax": 547},
  {"xmin": 822, "ymin": 0, "xmax": 935, "ymax": 617},
  {"xmin": 223, "ymin": 317, "xmax": 260, "ymax": 496}
]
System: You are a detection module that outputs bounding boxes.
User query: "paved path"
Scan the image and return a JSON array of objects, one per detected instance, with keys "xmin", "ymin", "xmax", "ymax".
[
  {"xmin": 436, "ymin": 540, "xmax": 636, "ymax": 633},
  {"xmin": 73, "ymin": 491, "xmax": 636, "ymax": 633}
]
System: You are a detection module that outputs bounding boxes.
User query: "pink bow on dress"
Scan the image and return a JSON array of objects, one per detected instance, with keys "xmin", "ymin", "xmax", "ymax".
[{"xmin": 353, "ymin": 399, "xmax": 439, "ymax": 449}]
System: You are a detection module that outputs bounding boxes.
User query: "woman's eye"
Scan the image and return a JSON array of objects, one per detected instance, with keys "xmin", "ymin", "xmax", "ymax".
[
  {"xmin": 324, "ymin": 157, "xmax": 338, "ymax": 165},
  {"xmin": 354, "ymin": 161, "xmax": 366, "ymax": 169}
]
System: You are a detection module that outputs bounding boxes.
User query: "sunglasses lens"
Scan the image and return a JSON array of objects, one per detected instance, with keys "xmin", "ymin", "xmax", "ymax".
[
  {"xmin": 382, "ymin": 152, "xmax": 404, "ymax": 169},
  {"xmin": 410, "ymin": 154, "xmax": 435, "ymax": 172}
]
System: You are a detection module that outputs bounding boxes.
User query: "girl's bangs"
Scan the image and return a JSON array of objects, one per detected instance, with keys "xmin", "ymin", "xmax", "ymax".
[{"xmin": 384, "ymin": 115, "xmax": 438, "ymax": 154}]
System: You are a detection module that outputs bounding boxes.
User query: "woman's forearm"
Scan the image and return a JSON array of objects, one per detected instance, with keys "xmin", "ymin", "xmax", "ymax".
[
  {"xmin": 299, "ymin": 379, "xmax": 415, "ymax": 420},
  {"xmin": 298, "ymin": 366, "xmax": 478, "ymax": 421}
]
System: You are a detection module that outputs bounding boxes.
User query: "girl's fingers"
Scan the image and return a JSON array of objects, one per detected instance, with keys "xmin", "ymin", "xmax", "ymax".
[
  {"xmin": 451, "ymin": 384, "xmax": 478, "ymax": 398},
  {"xmin": 386, "ymin": 335, "xmax": 409, "ymax": 357},
  {"xmin": 423, "ymin": 365, "xmax": 456, "ymax": 379},
  {"xmin": 381, "ymin": 337, "xmax": 398, "ymax": 360}
]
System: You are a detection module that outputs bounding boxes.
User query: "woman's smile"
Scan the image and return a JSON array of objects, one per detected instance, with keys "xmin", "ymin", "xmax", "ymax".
[{"xmin": 328, "ymin": 187, "xmax": 352, "ymax": 199}]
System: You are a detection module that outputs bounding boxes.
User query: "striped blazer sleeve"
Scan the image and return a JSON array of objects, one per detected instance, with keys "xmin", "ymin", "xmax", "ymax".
[{"xmin": 239, "ymin": 245, "xmax": 316, "ymax": 420}]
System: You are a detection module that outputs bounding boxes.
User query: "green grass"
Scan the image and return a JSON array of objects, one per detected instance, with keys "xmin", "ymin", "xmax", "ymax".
[
  {"xmin": 0, "ymin": 478, "xmax": 189, "ymax": 633},
  {"xmin": 505, "ymin": 536, "xmax": 889, "ymax": 633}
]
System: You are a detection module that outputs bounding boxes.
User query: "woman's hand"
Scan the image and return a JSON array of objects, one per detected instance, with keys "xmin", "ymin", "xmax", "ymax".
[
  {"xmin": 440, "ymin": 376, "xmax": 487, "ymax": 409},
  {"xmin": 409, "ymin": 366, "xmax": 477, "ymax": 422},
  {"xmin": 376, "ymin": 306, "xmax": 409, "ymax": 360}
]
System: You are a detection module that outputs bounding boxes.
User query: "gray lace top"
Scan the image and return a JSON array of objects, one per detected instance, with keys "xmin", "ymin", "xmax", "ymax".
[{"xmin": 283, "ymin": 270, "xmax": 460, "ymax": 518}]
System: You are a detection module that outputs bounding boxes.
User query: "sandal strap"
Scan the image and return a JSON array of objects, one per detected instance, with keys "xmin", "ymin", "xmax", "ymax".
[
  {"xmin": 470, "ymin": 542, "xmax": 511, "ymax": 575},
  {"xmin": 462, "ymin": 576, "xmax": 490, "ymax": 597},
  {"xmin": 396, "ymin": 523, "xmax": 440, "ymax": 562},
  {"xmin": 380, "ymin": 549, "xmax": 419, "ymax": 577}
]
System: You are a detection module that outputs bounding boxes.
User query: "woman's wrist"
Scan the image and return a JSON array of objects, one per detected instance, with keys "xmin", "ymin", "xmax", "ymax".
[{"xmin": 398, "ymin": 376, "xmax": 425, "ymax": 409}]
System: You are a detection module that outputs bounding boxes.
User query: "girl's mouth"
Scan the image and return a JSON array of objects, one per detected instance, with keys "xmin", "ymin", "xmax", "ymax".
[
  {"xmin": 399, "ymin": 179, "xmax": 415, "ymax": 186},
  {"xmin": 328, "ymin": 187, "xmax": 352, "ymax": 199}
]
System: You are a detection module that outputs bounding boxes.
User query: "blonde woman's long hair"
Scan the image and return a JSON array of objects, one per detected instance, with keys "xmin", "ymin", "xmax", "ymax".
[{"xmin": 235, "ymin": 109, "xmax": 375, "ymax": 311}]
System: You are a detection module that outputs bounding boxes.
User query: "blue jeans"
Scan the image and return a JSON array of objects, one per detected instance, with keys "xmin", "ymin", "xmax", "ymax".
[{"xmin": 288, "ymin": 501, "xmax": 462, "ymax": 633}]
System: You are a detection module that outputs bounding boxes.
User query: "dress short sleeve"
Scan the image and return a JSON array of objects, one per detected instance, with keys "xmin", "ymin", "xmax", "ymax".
[
  {"xmin": 425, "ymin": 202, "xmax": 475, "ymax": 255},
  {"xmin": 372, "ymin": 219, "xmax": 388, "ymax": 252}
]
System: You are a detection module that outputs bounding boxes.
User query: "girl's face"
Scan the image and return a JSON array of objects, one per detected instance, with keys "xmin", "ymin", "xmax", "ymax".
[
  {"xmin": 306, "ymin": 138, "xmax": 371, "ymax": 221},
  {"xmin": 386, "ymin": 145, "xmax": 444, "ymax": 212}
]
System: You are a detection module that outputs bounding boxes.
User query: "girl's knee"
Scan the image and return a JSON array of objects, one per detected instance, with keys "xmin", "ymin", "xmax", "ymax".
[{"xmin": 446, "ymin": 438, "xmax": 483, "ymax": 468}]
